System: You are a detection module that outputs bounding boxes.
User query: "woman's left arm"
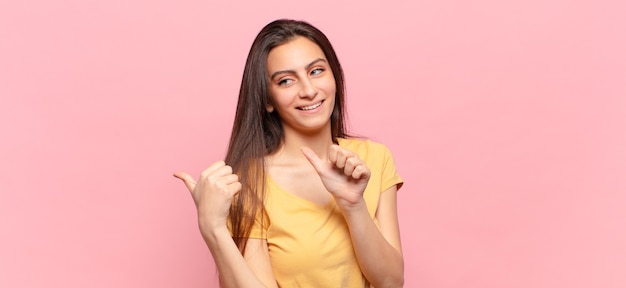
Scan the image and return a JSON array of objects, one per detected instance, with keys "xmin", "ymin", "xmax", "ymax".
[
  {"xmin": 342, "ymin": 185, "xmax": 404, "ymax": 288},
  {"xmin": 301, "ymin": 146, "xmax": 404, "ymax": 288}
]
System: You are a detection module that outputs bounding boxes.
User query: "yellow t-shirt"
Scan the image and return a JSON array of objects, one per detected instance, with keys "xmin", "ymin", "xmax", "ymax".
[{"xmin": 250, "ymin": 138, "xmax": 403, "ymax": 287}]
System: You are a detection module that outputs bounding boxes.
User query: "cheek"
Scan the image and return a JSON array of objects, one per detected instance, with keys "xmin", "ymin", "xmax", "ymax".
[
  {"xmin": 270, "ymin": 90, "xmax": 294, "ymax": 108},
  {"xmin": 322, "ymin": 77, "xmax": 337, "ymax": 95}
]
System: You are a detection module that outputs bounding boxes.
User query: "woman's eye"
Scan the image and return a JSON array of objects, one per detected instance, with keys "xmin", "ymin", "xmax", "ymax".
[
  {"xmin": 278, "ymin": 78, "xmax": 293, "ymax": 86},
  {"xmin": 311, "ymin": 68, "xmax": 324, "ymax": 75}
]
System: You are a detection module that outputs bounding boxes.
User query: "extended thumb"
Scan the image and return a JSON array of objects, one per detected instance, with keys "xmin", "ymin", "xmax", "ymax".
[{"xmin": 173, "ymin": 172, "xmax": 196, "ymax": 192}]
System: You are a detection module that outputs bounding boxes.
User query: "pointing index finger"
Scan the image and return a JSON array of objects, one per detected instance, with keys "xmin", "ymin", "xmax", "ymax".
[{"xmin": 300, "ymin": 146, "xmax": 325, "ymax": 174}]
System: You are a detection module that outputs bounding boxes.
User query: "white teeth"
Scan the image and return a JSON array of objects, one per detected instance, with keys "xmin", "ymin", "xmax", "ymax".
[{"xmin": 300, "ymin": 102, "xmax": 322, "ymax": 111}]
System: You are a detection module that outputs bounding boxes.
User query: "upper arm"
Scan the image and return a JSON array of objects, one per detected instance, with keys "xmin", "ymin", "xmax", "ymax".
[
  {"xmin": 374, "ymin": 185, "xmax": 403, "ymax": 257},
  {"xmin": 243, "ymin": 238, "xmax": 278, "ymax": 288}
]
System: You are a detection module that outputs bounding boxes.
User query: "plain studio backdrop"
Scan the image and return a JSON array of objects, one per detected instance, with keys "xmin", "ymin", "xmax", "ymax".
[{"xmin": 1, "ymin": 0, "xmax": 625, "ymax": 287}]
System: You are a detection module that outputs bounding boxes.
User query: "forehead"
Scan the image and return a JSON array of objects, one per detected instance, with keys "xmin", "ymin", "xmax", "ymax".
[{"xmin": 266, "ymin": 36, "xmax": 327, "ymax": 72}]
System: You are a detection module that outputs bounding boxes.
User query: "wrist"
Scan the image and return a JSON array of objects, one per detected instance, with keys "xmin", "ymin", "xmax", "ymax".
[
  {"xmin": 199, "ymin": 220, "xmax": 231, "ymax": 243},
  {"xmin": 337, "ymin": 198, "xmax": 368, "ymax": 218}
]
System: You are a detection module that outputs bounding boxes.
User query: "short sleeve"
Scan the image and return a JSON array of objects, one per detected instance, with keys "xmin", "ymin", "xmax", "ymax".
[
  {"xmin": 227, "ymin": 208, "xmax": 269, "ymax": 239},
  {"xmin": 380, "ymin": 144, "xmax": 403, "ymax": 193},
  {"xmin": 247, "ymin": 209, "xmax": 269, "ymax": 239}
]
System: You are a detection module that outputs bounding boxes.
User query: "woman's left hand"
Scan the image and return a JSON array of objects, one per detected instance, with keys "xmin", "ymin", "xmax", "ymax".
[{"xmin": 301, "ymin": 145, "xmax": 370, "ymax": 211}]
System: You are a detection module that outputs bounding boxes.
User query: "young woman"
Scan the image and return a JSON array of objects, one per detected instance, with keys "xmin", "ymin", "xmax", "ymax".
[{"xmin": 174, "ymin": 19, "xmax": 404, "ymax": 288}]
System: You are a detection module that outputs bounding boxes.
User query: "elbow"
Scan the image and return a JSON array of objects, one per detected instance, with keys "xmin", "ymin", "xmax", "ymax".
[
  {"xmin": 386, "ymin": 261, "xmax": 404, "ymax": 287},
  {"xmin": 375, "ymin": 272, "xmax": 404, "ymax": 288},
  {"xmin": 389, "ymin": 275, "xmax": 404, "ymax": 288},
  {"xmin": 367, "ymin": 254, "xmax": 404, "ymax": 287},
  {"xmin": 397, "ymin": 275, "xmax": 405, "ymax": 287},
  {"xmin": 377, "ymin": 280, "xmax": 404, "ymax": 288},
  {"xmin": 396, "ymin": 274, "xmax": 405, "ymax": 287}
]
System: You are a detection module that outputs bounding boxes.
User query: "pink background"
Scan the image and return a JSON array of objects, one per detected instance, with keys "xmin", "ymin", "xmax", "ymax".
[{"xmin": 1, "ymin": 0, "xmax": 625, "ymax": 287}]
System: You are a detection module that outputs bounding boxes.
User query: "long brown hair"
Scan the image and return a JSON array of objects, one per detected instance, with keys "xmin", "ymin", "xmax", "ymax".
[{"xmin": 225, "ymin": 19, "xmax": 348, "ymax": 254}]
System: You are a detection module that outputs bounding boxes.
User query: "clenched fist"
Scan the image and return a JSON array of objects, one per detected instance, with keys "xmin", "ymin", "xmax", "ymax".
[
  {"xmin": 174, "ymin": 161, "xmax": 241, "ymax": 235},
  {"xmin": 301, "ymin": 145, "xmax": 371, "ymax": 212}
]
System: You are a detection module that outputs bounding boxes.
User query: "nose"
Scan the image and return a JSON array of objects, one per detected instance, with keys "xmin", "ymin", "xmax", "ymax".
[{"xmin": 298, "ymin": 78, "xmax": 318, "ymax": 98}]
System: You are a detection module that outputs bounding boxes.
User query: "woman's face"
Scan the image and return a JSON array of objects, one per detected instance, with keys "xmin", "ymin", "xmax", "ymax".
[{"xmin": 266, "ymin": 36, "xmax": 336, "ymax": 135}]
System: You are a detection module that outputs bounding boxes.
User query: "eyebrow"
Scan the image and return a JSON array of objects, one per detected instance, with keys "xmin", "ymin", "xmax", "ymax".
[{"xmin": 270, "ymin": 58, "xmax": 328, "ymax": 80}]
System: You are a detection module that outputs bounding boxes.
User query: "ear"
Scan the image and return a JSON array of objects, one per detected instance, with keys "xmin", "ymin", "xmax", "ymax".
[{"xmin": 266, "ymin": 105, "xmax": 274, "ymax": 113}]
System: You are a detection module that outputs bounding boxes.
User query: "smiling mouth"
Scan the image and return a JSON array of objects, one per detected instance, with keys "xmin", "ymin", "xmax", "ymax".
[{"xmin": 297, "ymin": 100, "xmax": 324, "ymax": 111}]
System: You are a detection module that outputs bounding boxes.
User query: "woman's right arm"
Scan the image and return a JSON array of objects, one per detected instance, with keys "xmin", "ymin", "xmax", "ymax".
[
  {"xmin": 174, "ymin": 161, "xmax": 277, "ymax": 288},
  {"xmin": 202, "ymin": 228, "xmax": 277, "ymax": 288}
]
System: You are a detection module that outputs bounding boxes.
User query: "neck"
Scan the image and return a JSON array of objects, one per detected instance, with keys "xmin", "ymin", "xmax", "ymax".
[{"xmin": 277, "ymin": 124, "xmax": 335, "ymax": 162}]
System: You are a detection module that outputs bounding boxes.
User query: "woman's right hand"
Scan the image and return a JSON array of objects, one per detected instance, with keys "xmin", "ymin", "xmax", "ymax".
[{"xmin": 173, "ymin": 161, "xmax": 242, "ymax": 235}]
